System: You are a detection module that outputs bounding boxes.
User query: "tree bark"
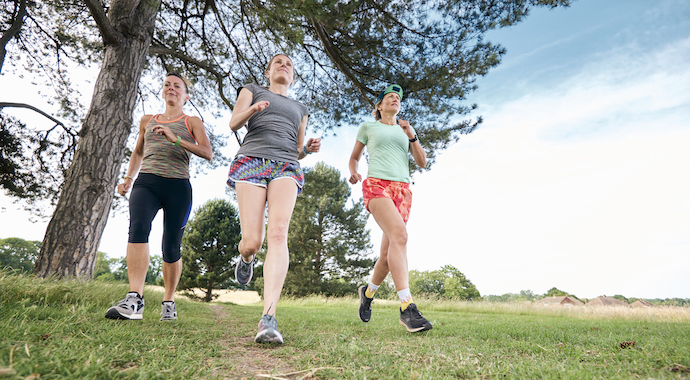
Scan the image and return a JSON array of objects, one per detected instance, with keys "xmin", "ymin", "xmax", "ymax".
[{"xmin": 33, "ymin": 0, "xmax": 160, "ymax": 279}]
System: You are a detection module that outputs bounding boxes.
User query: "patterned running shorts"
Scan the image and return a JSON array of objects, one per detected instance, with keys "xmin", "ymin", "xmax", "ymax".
[
  {"xmin": 227, "ymin": 155, "xmax": 305, "ymax": 194},
  {"xmin": 362, "ymin": 177, "xmax": 412, "ymax": 222}
]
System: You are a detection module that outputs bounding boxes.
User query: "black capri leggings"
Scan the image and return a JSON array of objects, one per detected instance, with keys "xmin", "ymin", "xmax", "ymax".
[{"xmin": 128, "ymin": 173, "xmax": 192, "ymax": 263}]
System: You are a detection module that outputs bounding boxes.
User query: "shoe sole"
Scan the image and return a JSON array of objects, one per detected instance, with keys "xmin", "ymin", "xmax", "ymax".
[
  {"xmin": 255, "ymin": 329, "xmax": 283, "ymax": 344},
  {"xmin": 399, "ymin": 320, "xmax": 433, "ymax": 333},
  {"xmin": 105, "ymin": 309, "xmax": 143, "ymax": 320},
  {"xmin": 235, "ymin": 258, "xmax": 253, "ymax": 285},
  {"xmin": 358, "ymin": 285, "xmax": 371, "ymax": 323}
]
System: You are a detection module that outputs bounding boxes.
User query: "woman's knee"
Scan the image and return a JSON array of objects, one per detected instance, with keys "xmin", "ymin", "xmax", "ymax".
[
  {"xmin": 240, "ymin": 235, "xmax": 264, "ymax": 254},
  {"xmin": 388, "ymin": 228, "xmax": 408, "ymax": 246},
  {"xmin": 128, "ymin": 223, "xmax": 151, "ymax": 244},
  {"xmin": 266, "ymin": 224, "xmax": 289, "ymax": 244},
  {"xmin": 162, "ymin": 250, "xmax": 182, "ymax": 263}
]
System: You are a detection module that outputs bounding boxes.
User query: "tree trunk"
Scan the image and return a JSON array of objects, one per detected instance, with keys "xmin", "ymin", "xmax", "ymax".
[
  {"xmin": 204, "ymin": 285, "xmax": 213, "ymax": 303},
  {"xmin": 33, "ymin": 0, "xmax": 160, "ymax": 279}
]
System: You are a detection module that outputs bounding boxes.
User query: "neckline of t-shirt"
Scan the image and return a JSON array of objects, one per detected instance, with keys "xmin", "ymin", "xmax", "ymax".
[
  {"xmin": 375, "ymin": 120, "xmax": 398, "ymax": 127},
  {"xmin": 254, "ymin": 84, "xmax": 293, "ymax": 100},
  {"xmin": 154, "ymin": 114, "xmax": 186, "ymax": 123}
]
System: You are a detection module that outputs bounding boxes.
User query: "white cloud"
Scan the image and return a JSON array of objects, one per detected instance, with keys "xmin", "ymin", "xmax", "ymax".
[{"xmin": 403, "ymin": 34, "xmax": 690, "ymax": 299}]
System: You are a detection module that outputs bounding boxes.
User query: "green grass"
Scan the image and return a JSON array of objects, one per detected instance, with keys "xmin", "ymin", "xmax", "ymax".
[{"xmin": 1, "ymin": 271, "xmax": 689, "ymax": 379}]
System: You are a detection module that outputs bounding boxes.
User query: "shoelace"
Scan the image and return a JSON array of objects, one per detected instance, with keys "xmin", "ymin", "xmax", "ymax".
[
  {"xmin": 241, "ymin": 261, "xmax": 251, "ymax": 274},
  {"xmin": 261, "ymin": 304, "xmax": 276, "ymax": 328},
  {"xmin": 408, "ymin": 305, "xmax": 424, "ymax": 319},
  {"xmin": 239, "ymin": 257, "xmax": 254, "ymax": 274},
  {"xmin": 120, "ymin": 296, "xmax": 139, "ymax": 306}
]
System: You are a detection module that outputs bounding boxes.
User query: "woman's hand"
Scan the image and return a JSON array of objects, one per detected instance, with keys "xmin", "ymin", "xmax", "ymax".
[
  {"xmin": 253, "ymin": 101, "xmax": 269, "ymax": 112},
  {"xmin": 151, "ymin": 125, "xmax": 176, "ymax": 143},
  {"xmin": 117, "ymin": 178, "xmax": 133, "ymax": 196},
  {"xmin": 305, "ymin": 137, "xmax": 321, "ymax": 154},
  {"xmin": 348, "ymin": 140, "xmax": 365, "ymax": 185},
  {"xmin": 398, "ymin": 119, "xmax": 415, "ymax": 140}
]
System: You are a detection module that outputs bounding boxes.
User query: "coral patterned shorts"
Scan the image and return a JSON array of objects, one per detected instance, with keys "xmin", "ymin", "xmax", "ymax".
[{"xmin": 362, "ymin": 177, "xmax": 412, "ymax": 222}]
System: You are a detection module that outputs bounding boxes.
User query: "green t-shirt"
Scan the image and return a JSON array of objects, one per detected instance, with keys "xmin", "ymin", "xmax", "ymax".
[{"xmin": 356, "ymin": 120, "xmax": 415, "ymax": 183}]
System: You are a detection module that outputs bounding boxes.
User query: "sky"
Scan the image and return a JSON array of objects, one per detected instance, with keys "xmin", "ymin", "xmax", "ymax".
[{"xmin": 1, "ymin": 0, "xmax": 689, "ymax": 299}]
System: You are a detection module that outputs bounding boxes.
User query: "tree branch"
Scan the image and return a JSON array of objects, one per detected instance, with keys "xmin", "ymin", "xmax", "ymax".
[
  {"xmin": 0, "ymin": 102, "xmax": 66, "ymax": 128},
  {"xmin": 309, "ymin": 17, "xmax": 374, "ymax": 106},
  {"xmin": 83, "ymin": 0, "xmax": 122, "ymax": 46},
  {"xmin": 0, "ymin": 0, "xmax": 28, "ymax": 73}
]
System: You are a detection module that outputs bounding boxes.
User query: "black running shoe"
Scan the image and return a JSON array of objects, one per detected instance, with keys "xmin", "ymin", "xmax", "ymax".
[
  {"xmin": 399, "ymin": 303, "xmax": 433, "ymax": 332},
  {"xmin": 105, "ymin": 292, "xmax": 144, "ymax": 320},
  {"xmin": 358, "ymin": 285, "xmax": 373, "ymax": 322},
  {"xmin": 235, "ymin": 255, "xmax": 255, "ymax": 285},
  {"xmin": 255, "ymin": 314, "xmax": 283, "ymax": 344}
]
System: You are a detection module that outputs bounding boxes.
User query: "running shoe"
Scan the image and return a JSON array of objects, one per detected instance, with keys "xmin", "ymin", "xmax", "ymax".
[
  {"xmin": 160, "ymin": 301, "xmax": 177, "ymax": 321},
  {"xmin": 235, "ymin": 255, "xmax": 255, "ymax": 285},
  {"xmin": 254, "ymin": 314, "xmax": 283, "ymax": 344},
  {"xmin": 358, "ymin": 285, "xmax": 373, "ymax": 322},
  {"xmin": 399, "ymin": 303, "xmax": 433, "ymax": 332},
  {"xmin": 105, "ymin": 292, "xmax": 144, "ymax": 320}
]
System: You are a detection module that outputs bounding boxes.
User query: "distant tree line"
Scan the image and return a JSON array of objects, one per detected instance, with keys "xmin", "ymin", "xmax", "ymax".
[
  {"xmin": 5, "ymin": 236, "xmax": 687, "ymax": 306},
  {"xmin": 3, "ymin": 236, "xmax": 685, "ymax": 306},
  {"xmin": 483, "ymin": 286, "xmax": 690, "ymax": 306},
  {"xmin": 483, "ymin": 290, "xmax": 539, "ymax": 302}
]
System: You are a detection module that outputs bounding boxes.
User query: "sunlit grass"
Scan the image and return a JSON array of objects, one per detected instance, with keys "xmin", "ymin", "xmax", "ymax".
[
  {"xmin": 2, "ymin": 271, "xmax": 689, "ymax": 379},
  {"xmin": 280, "ymin": 293, "xmax": 690, "ymax": 323},
  {"xmin": 427, "ymin": 298, "xmax": 690, "ymax": 323}
]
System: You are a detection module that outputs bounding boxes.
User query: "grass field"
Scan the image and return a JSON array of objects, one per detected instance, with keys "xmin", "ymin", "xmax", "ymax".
[{"xmin": 1, "ymin": 272, "xmax": 689, "ymax": 379}]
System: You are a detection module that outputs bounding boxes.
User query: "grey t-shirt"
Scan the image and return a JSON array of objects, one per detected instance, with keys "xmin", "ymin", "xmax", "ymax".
[{"xmin": 236, "ymin": 83, "xmax": 309, "ymax": 165}]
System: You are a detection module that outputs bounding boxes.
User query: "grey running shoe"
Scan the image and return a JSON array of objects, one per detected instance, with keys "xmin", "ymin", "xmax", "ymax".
[
  {"xmin": 235, "ymin": 255, "xmax": 255, "ymax": 285},
  {"xmin": 105, "ymin": 292, "xmax": 144, "ymax": 320},
  {"xmin": 160, "ymin": 301, "xmax": 177, "ymax": 321},
  {"xmin": 254, "ymin": 314, "xmax": 283, "ymax": 344},
  {"xmin": 358, "ymin": 285, "xmax": 373, "ymax": 322},
  {"xmin": 399, "ymin": 303, "xmax": 433, "ymax": 332}
]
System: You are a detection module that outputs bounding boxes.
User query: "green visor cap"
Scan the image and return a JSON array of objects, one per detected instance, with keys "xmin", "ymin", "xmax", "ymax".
[{"xmin": 376, "ymin": 84, "xmax": 403, "ymax": 103}]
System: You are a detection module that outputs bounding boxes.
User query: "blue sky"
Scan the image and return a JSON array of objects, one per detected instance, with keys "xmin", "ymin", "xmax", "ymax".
[
  {"xmin": 2, "ymin": 0, "xmax": 689, "ymax": 299},
  {"xmin": 402, "ymin": 0, "xmax": 690, "ymax": 299}
]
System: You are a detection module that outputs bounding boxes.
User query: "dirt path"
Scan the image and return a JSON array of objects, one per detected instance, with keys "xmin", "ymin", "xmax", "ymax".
[
  {"xmin": 146, "ymin": 286, "xmax": 323, "ymax": 378},
  {"xmin": 207, "ymin": 304, "xmax": 317, "ymax": 380}
]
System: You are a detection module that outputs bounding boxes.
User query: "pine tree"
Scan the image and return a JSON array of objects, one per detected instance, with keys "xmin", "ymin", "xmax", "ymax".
[
  {"xmin": 283, "ymin": 162, "xmax": 374, "ymax": 296},
  {"xmin": 178, "ymin": 199, "xmax": 242, "ymax": 302}
]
